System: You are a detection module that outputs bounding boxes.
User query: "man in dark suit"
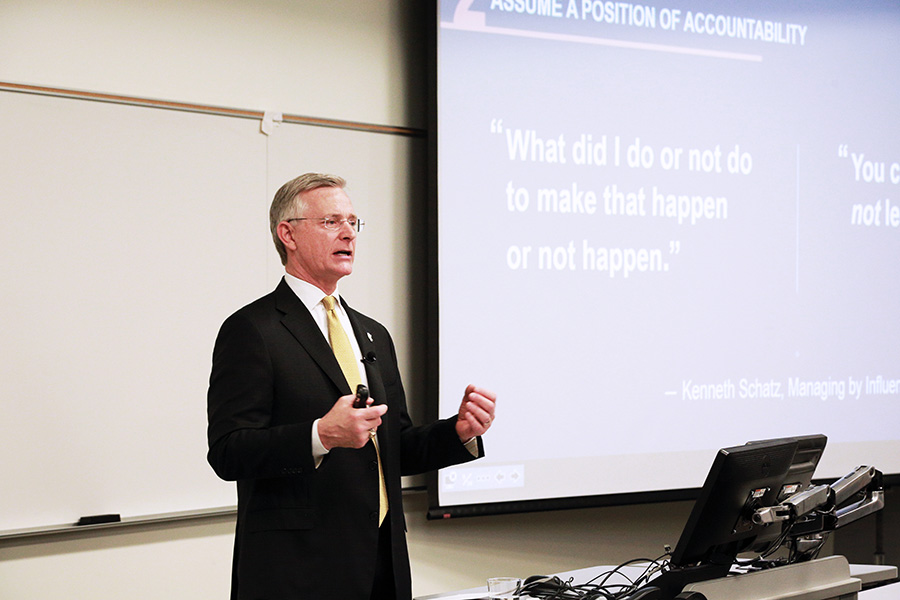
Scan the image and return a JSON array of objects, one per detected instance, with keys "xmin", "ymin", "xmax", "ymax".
[{"xmin": 207, "ymin": 173, "xmax": 496, "ymax": 600}]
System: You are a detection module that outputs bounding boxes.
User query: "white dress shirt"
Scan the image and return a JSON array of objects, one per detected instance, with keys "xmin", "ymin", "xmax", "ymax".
[{"xmin": 284, "ymin": 273, "xmax": 368, "ymax": 464}]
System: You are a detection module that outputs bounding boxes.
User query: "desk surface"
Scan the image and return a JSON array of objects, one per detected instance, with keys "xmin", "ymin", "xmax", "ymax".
[
  {"xmin": 860, "ymin": 581, "xmax": 900, "ymax": 599},
  {"xmin": 417, "ymin": 561, "xmax": 898, "ymax": 600},
  {"xmin": 853, "ymin": 564, "xmax": 899, "ymax": 587}
]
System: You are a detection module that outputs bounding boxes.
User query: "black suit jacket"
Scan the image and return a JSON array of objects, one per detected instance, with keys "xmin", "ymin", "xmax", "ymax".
[{"xmin": 207, "ymin": 279, "xmax": 480, "ymax": 600}]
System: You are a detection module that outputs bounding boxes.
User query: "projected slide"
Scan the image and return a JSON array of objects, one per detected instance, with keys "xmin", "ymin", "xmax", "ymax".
[{"xmin": 436, "ymin": 0, "xmax": 900, "ymax": 510}]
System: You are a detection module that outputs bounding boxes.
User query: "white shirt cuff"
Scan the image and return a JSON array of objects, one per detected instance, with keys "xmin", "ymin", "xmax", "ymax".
[
  {"xmin": 312, "ymin": 418, "xmax": 329, "ymax": 468},
  {"xmin": 463, "ymin": 436, "xmax": 479, "ymax": 457}
]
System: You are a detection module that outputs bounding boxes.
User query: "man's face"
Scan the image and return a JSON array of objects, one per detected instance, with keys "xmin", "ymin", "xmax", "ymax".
[{"xmin": 285, "ymin": 186, "xmax": 358, "ymax": 293}]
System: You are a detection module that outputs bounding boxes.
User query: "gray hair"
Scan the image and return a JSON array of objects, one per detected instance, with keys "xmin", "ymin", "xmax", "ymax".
[{"xmin": 269, "ymin": 173, "xmax": 346, "ymax": 264}]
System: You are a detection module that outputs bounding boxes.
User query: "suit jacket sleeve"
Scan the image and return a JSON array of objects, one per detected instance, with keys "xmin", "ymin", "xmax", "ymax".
[{"xmin": 206, "ymin": 309, "xmax": 315, "ymax": 481}]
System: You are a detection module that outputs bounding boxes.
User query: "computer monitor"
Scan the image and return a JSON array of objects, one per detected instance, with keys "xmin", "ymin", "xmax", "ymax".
[
  {"xmin": 745, "ymin": 434, "xmax": 828, "ymax": 553},
  {"xmin": 669, "ymin": 437, "xmax": 800, "ymax": 568},
  {"xmin": 648, "ymin": 435, "xmax": 835, "ymax": 598},
  {"xmin": 650, "ymin": 437, "xmax": 802, "ymax": 597}
]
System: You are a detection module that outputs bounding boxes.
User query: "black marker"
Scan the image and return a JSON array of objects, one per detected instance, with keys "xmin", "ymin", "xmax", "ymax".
[{"xmin": 76, "ymin": 514, "xmax": 121, "ymax": 526}]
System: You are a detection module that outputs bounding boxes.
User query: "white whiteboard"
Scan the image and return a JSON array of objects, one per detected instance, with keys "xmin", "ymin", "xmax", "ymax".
[{"xmin": 0, "ymin": 90, "xmax": 419, "ymax": 532}]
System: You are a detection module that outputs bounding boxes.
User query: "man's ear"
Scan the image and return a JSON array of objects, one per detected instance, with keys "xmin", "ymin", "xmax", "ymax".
[{"xmin": 277, "ymin": 221, "xmax": 297, "ymax": 252}]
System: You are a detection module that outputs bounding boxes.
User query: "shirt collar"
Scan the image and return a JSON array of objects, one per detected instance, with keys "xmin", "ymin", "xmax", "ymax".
[{"xmin": 283, "ymin": 273, "xmax": 341, "ymax": 312}]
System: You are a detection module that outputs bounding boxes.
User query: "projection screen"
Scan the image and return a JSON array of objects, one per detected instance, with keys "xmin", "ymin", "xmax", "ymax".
[{"xmin": 432, "ymin": 0, "xmax": 900, "ymax": 516}]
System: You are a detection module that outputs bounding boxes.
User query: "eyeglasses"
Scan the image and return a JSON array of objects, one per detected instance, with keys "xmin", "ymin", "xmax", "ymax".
[{"xmin": 286, "ymin": 216, "xmax": 365, "ymax": 232}]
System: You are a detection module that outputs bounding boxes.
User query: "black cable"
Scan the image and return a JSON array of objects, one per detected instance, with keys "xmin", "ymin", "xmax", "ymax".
[{"xmin": 520, "ymin": 554, "xmax": 672, "ymax": 600}]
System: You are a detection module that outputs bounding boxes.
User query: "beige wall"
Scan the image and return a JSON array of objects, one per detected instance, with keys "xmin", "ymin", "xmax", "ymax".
[
  {"xmin": 0, "ymin": 2, "xmax": 840, "ymax": 598},
  {"xmin": 0, "ymin": 0, "xmax": 427, "ymax": 129}
]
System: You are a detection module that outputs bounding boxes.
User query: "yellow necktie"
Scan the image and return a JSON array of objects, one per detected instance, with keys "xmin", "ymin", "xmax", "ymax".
[{"xmin": 322, "ymin": 295, "xmax": 388, "ymax": 525}]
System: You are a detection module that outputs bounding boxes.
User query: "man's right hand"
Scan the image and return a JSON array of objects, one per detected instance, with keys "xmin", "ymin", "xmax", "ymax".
[{"xmin": 317, "ymin": 394, "xmax": 387, "ymax": 450}]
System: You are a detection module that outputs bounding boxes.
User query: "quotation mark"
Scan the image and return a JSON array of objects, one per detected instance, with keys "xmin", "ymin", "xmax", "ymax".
[
  {"xmin": 837, "ymin": 144, "xmax": 849, "ymax": 158},
  {"xmin": 490, "ymin": 118, "xmax": 503, "ymax": 133}
]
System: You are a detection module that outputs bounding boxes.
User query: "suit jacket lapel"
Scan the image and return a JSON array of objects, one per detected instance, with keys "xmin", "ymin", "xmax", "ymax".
[
  {"xmin": 274, "ymin": 279, "xmax": 350, "ymax": 394},
  {"xmin": 343, "ymin": 299, "xmax": 396, "ymax": 481},
  {"xmin": 343, "ymin": 298, "xmax": 386, "ymax": 406}
]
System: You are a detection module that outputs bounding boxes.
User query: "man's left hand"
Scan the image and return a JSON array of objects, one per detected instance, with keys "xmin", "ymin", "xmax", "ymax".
[{"xmin": 455, "ymin": 384, "xmax": 497, "ymax": 441}]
